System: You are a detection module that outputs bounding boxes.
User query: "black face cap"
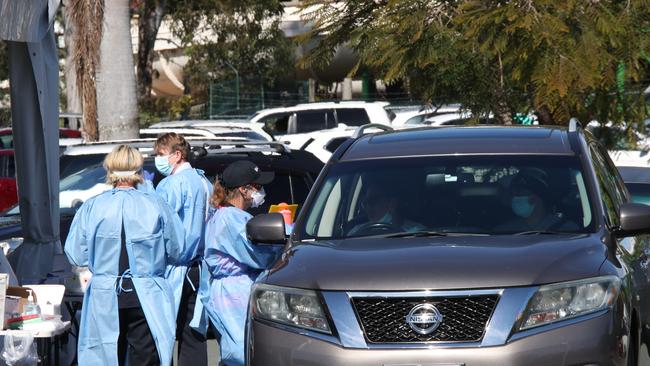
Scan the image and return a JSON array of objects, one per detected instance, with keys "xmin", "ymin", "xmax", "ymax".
[{"xmin": 222, "ymin": 160, "xmax": 275, "ymax": 188}]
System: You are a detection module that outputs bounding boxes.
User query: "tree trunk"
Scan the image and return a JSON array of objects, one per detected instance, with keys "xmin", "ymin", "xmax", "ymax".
[
  {"xmin": 69, "ymin": 0, "xmax": 103, "ymax": 142},
  {"xmin": 96, "ymin": 0, "xmax": 139, "ymax": 141},
  {"xmin": 62, "ymin": 1, "xmax": 82, "ymax": 128},
  {"xmin": 493, "ymin": 53, "xmax": 513, "ymax": 125},
  {"xmin": 136, "ymin": 0, "xmax": 166, "ymax": 101}
]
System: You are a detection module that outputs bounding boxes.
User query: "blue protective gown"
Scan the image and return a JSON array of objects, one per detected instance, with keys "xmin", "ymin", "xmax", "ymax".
[
  {"xmin": 203, "ymin": 207, "xmax": 282, "ymax": 366},
  {"xmin": 64, "ymin": 188, "xmax": 185, "ymax": 366},
  {"xmin": 155, "ymin": 166, "xmax": 211, "ymax": 330}
]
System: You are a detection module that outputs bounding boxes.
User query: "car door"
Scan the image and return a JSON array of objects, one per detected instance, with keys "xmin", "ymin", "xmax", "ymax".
[{"xmin": 590, "ymin": 141, "xmax": 650, "ymax": 331}]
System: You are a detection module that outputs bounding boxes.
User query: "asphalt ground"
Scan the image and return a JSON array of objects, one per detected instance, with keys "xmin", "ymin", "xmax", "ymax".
[{"xmin": 172, "ymin": 337, "xmax": 220, "ymax": 365}]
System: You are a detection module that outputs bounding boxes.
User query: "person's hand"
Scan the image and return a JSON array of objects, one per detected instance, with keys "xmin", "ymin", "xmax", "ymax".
[{"xmin": 143, "ymin": 169, "xmax": 155, "ymax": 181}]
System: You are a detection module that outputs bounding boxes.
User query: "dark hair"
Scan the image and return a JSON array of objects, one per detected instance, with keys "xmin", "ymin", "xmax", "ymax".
[{"xmin": 154, "ymin": 132, "xmax": 191, "ymax": 161}]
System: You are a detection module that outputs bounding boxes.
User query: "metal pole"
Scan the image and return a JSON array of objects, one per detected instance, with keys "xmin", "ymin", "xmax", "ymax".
[
  {"xmin": 208, "ymin": 82, "xmax": 212, "ymax": 118},
  {"xmin": 225, "ymin": 61, "xmax": 240, "ymax": 111},
  {"xmin": 255, "ymin": 64, "xmax": 264, "ymax": 109}
]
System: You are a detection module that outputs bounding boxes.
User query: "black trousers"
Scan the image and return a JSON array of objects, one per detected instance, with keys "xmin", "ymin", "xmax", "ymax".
[
  {"xmin": 117, "ymin": 306, "xmax": 159, "ymax": 366},
  {"xmin": 176, "ymin": 264, "xmax": 208, "ymax": 365}
]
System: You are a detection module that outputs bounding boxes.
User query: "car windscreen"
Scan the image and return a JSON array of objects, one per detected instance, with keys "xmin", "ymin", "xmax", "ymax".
[{"xmin": 298, "ymin": 155, "xmax": 594, "ymax": 240}]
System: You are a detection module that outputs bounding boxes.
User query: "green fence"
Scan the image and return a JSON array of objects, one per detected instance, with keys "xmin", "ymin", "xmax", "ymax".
[{"xmin": 208, "ymin": 79, "xmax": 309, "ymax": 118}]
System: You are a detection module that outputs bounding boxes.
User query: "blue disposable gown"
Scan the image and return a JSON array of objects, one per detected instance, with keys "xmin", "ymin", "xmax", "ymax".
[
  {"xmin": 64, "ymin": 188, "xmax": 185, "ymax": 366},
  {"xmin": 203, "ymin": 207, "xmax": 282, "ymax": 366},
  {"xmin": 156, "ymin": 167, "xmax": 211, "ymax": 329}
]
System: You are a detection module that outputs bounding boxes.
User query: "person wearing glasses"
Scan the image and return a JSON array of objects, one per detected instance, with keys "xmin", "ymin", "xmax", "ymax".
[{"xmin": 202, "ymin": 160, "xmax": 283, "ymax": 366}]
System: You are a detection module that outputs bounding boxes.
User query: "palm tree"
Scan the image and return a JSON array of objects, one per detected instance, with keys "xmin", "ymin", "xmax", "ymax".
[
  {"xmin": 69, "ymin": 0, "xmax": 139, "ymax": 141},
  {"xmin": 96, "ymin": 0, "xmax": 139, "ymax": 141}
]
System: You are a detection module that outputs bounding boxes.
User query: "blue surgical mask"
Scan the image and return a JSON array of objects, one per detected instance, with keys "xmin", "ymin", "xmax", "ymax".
[
  {"xmin": 155, "ymin": 155, "xmax": 173, "ymax": 176},
  {"xmin": 251, "ymin": 187, "xmax": 266, "ymax": 208},
  {"xmin": 512, "ymin": 196, "xmax": 535, "ymax": 218}
]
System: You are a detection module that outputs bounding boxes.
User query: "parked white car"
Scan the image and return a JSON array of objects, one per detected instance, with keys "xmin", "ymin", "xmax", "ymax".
[
  {"xmin": 294, "ymin": 124, "xmax": 395, "ymax": 163},
  {"xmin": 148, "ymin": 120, "xmax": 273, "ymax": 141},
  {"xmin": 248, "ymin": 101, "xmax": 393, "ymax": 136},
  {"xmin": 390, "ymin": 104, "xmax": 463, "ymax": 126}
]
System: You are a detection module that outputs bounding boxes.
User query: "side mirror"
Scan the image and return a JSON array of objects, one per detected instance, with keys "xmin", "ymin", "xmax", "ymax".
[
  {"xmin": 617, "ymin": 202, "xmax": 650, "ymax": 236},
  {"xmin": 246, "ymin": 213, "xmax": 286, "ymax": 245}
]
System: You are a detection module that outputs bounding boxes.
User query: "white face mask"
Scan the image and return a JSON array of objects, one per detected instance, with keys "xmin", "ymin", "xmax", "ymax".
[{"xmin": 251, "ymin": 187, "xmax": 266, "ymax": 208}]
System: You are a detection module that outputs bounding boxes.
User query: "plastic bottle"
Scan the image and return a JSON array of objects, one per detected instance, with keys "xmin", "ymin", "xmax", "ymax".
[{"xmin": 23, "ymin": 290, "xmax": 41, "ymax": 317}]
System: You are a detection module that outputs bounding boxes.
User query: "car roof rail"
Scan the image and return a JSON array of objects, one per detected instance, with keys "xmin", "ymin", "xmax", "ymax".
[
  {"xmin": 196, "ymin": 140, "xmax": 291, "ymax": 156},
  {"xmin": 352, "ymin": 123, "xmax": 393, "ymax": 138},
  {"xmin": 569, "ymin": 118, "xmax": 582, "ymax": 132}
]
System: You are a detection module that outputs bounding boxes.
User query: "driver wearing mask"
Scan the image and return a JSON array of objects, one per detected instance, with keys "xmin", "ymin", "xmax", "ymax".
[
  {"xmin": 348, "ymin": 182, "xmax": 425, "ymax": 236},
  {"xmin": 498, "ymin": 170, "xmax": 578, "ymax": 232}
]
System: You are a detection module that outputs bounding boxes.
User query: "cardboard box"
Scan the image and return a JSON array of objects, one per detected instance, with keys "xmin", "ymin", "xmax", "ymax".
[{"xmin": 4, "ymin": 286, "xmax": 37, "ymax": 329}]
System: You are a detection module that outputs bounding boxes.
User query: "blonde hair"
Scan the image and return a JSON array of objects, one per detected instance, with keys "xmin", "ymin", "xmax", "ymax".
[
  {"xmin": 104, "ymin": 145, "xmax": 144, "ymax": 186},
  {"xmin": 210, "ymin": 179, "xmax": 241, "ymax": 208}
]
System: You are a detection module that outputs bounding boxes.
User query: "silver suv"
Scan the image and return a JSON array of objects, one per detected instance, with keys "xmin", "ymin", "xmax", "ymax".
[{"xmin": 245, "ymin": 123, "xmax": 650, "ymax": 365}]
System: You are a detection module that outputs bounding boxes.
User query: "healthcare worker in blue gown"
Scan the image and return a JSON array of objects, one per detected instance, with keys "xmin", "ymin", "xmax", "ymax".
[
  {"xmin": 203, "ymin": 160, "xmax": 283, "ymax": 366},
  {"xmin": 65, "ymin": 145, "xmax": 185, "ymax": 366},
  {"xmin": 153, "ymin": 133, "xmax": 211, "ymax": 364}
]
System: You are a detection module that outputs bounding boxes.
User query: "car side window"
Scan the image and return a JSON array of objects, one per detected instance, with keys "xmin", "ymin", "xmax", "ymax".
[
  {"xmin": 295, "ymin": 110, "xmax": 334, "ymax": 133},
  {"xmin": 260, "ymin": 113, "xmax": 291, "ymax": 135},
  {"xmin": 589, "ymin": 143, "xmax": 621, "ymax": 227},
  {"xmin": 0, "ymin": 155, "xmax": 9, "ymax": 177},
  {"xmin": 0, "ymin": 135, "xmax": 12, "ymax": 149},
  {"xmin": 595, "ymin": 143, "xmax": 630, "ymax": 203},
  {"xmin": 325, "ymin": 137, "xmax": 351, "ymax": 153},
  {"xmin": 335, "ymin": 108, "xmax": 371, "ymax": 126}
]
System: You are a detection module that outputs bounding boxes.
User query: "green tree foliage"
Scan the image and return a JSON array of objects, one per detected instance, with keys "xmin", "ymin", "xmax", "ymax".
[
  {"xmin": 167, "ymin": 0, "xmax": 294, "ymax": 111},
  {"xmin": 0, "ymin": 41, "xmax": 8, "ymax": 82},
  {"xmin": 301, "ymin": 0, "xmax": 650, "ymax": 126}
]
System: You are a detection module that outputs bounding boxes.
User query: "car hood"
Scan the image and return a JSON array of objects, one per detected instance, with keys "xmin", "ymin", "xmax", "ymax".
[{"xmin": 263, "ymin": 234, "xmax": 607, "ymax": 291}]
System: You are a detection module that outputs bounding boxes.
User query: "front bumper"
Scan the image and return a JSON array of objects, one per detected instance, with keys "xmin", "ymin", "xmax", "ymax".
[
  {"xmin": 249, "ymin": 312, "xmax": 622, "ymax": 366},
  {"xmin": 248, "ymin": 288, "xmax": 627, "ymax": 366}
]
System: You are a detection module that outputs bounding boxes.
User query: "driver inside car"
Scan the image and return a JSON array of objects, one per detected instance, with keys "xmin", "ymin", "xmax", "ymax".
[{"xmin": 347, "ymin": 182, "xmax": 425, "ymax": 236}]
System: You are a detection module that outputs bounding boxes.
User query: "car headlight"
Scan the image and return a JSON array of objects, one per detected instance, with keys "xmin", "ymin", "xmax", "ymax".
[
  {"xmin": 251, "ymin": 284, "xmax": 331, "ymax": 334},
  {"xmin": 519, "ymin": 276, "xmax": 620, "ymax": 330}
]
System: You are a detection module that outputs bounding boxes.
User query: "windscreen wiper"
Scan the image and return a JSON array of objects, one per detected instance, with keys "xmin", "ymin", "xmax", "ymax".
[
  {"xmin": 385, "ymin": 231, "xmax": 488, "ymax": 238},
  {"xmin": 385, "ymin": 231, "xmax": 449, "ymax": 238},
  {"xmin": 513, "ymin": 230, "xmax": 563, "ymax": 236}
]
